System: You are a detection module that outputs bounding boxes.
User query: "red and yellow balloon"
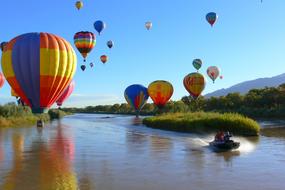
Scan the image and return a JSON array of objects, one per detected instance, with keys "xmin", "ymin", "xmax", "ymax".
[
  {"xmin": 148, "ymin": 80, "xmax": 173, "ymax": 108},
  {"xmin": 1, "ymin": 32, "xmax": 77, "ymax": 113},
  {"xmin": 183, "ymin": 72, "xmax": 206, "ymax": 99}
]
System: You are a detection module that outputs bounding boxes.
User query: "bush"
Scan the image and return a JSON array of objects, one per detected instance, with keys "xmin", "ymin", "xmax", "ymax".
[{"xmin": 143, "ymin": 112, "xmax": 260, "ymax": 136}]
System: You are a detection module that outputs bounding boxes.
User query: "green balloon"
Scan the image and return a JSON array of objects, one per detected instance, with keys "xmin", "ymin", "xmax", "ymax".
[{"xmin": 192, "ymin": 59, "xmax": 202, "ymax": 71}]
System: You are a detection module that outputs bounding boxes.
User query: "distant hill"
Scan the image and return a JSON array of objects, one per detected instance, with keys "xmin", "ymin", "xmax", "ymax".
[{"xmin": 205, "ymin": 73, "xmax": 285, "ymax": 98}]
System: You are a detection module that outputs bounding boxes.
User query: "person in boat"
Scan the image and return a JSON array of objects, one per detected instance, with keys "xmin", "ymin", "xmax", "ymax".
[
  {"xmin": 224, "ymin": 131, "xmax": 233, "ymax": 142},
  {"xmin": 215, "ymin": 131, "xmax": 225, "ymax": 142}
]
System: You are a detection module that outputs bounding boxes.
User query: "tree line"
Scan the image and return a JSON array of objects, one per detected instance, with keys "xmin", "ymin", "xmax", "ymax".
[{"xmin": 61, "ymin": 84, "xmax": 285, "ymax": 118}]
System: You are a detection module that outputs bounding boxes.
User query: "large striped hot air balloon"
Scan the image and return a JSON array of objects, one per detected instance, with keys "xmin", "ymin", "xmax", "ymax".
[
  {"xmin": 56, "ymin": 81, "xmax": 75, "ymax": 107},
  {"xmin": 148, "ymin": 80, "xmax": 173, "ymax": 108},
  {"xmin": 124, "ymin": 84, "xmax": 149, "ymax": 117},
  {"xmin": 74, "ymin": 31, "xmax": 96, "ymax": 62},
  {"xmin": 183, "ymin": 72, "xmax": 206, "ymax": 99},
  {"xmin": 1, "ymin": 32, "xmax": 77, "ymax": 113}
]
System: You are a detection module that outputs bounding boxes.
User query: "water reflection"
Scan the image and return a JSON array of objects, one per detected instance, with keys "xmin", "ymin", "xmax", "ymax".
[{"xmin": 0, "ymin": 114, "xmax": 284, "ymax": 190}]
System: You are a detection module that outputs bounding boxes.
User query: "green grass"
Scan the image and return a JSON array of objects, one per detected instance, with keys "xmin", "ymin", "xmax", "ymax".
[{"xmin": 143, "ymin": 112, "xmax": 260, "ymax": 136}]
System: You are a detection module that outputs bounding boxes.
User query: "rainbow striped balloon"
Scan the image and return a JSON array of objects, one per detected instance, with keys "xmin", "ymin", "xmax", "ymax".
[
  {"xmin": 74, "ymin": 31, "xmax": 96, "ymax": 62},
  {"xmin": 1, "ymin": 32, "xmax": 77, "ymax": 113}
]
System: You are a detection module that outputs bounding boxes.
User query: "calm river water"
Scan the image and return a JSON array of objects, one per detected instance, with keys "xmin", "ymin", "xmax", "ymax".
[{"xmin": 0, "ymin": 114, "xmax": 284, "ymax": 190}]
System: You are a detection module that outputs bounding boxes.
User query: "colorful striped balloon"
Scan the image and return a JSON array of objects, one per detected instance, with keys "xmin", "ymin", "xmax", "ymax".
[
  {"xmin": 74, "ymin": 31, "xmax": 96, "ymax": 62},
  {"xmin": 0, "ymin": 72, "xmax": 5, "ymax": 89},
  {"xmin": 148, "ymin": 80, "xmax": 173, "ymax": 108},
  {"xmin": 183, "ymin": 72, "xmax": 206, "ymax": 99},
  {"xmin": 1, "ymin": 32, "xmax": 77, "ymax": 113},
  {"xmin": 206, "ymin": 12, "xmax": 218, "ymax": 27},
  {"xmin": 124, "ymin": 84, "xmax": 149, "ymax": 117},
  {"xmin": 56, "ymin": 81, "xmax": 75, "ymax": 107}
]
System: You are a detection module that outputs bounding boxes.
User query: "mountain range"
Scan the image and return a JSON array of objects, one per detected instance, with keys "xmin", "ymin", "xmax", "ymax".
[{"xmin": 205, "ymin": 73, "xmax": 285, "ymax": 98}]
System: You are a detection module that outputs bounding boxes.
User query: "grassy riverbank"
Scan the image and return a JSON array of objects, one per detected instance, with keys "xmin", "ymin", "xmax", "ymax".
[
  {"xmin": 0, "ymin": 103, "xmax": 69, "ymax": 128},
  {"xmin": 143, "ymin": 112, "xmax": 260, "ymax": 136}
]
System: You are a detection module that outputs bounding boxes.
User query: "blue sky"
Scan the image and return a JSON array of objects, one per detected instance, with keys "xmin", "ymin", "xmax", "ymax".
[{"xmin": 1, "ymin": 0, "xmax": 285, "ymax": 107}]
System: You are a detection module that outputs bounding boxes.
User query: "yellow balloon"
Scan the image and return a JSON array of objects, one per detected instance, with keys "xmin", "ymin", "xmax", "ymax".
[
  {"xmin": 148, "ymin": 80, "xmax": 173, "ymax": 108},
  {"xmin": 183, "ymin": 72, "xmax": 206, "ymax": 99},
  {"xmin": 75, "ymin": 1, "xmax": 83, "ymax": 10}
]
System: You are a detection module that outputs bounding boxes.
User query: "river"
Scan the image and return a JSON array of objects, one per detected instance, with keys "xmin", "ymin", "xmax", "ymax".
[{"xmin": 0, "ymin": 114, "xmax": 284, "ymax": 190}]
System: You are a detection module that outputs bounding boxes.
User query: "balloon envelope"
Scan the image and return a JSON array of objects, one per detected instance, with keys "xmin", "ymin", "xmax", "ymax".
[
  {"xmin": 124, "ymin": 84, "xmax": 149, "ymax": 115},
  {"xmin": 1, "ymin": 32, "xmax": 77, "ymax": 113},
  {"xmin": 56, "ymin": 81, "xmax": 75, "ymax": 106},
  {"xmin": 94, "ymin": 20, "xmax": 106, "ymax": 35},
  {"xmin": 192, "ymin": 59, "xmax": 202, "ymax": 71},
  {"xmin": 207, "ymin": 66, "xmax": 220, "ymax": 83},
  {"xmin": 80, "ymin": 65, "xmax": 86, "ymax": 71},
  {"xmin": 90, "ymin": 62, "xmax": 94, "ymax": 68},
  {"xmin": 145, "ymin": 21, "xmax": 152, "ymax": 30},
  {"xmin": 100, "ymin": 55, "xmax": 108, "ymax": 64},
  {"xmin": 183, "ymin": 72, "xmax": 206, "ymax": 99},
  {"xmin": 206, "ymin": 12, "xmax": 218, "ymax": 27},
  {"xmin": 75, "ymin": 1, "xmax": 83, "ymax": 10},
  {"xmin": 0, "ymin": 72, "xmax": 5, "ymax": 89},
  {"xmin": 148, "ymin": 80, "xmax": 173, "ymax": 108},
  {"xmin": 74, "ymin": 31, "xmax": 96, "ymax": 62},
  {"xmin": 11, "ymin": 88, "xmax": 19, "ymax": 97},
  {"xmin": 107, "ymin": 40, "xmax": 114, "ymax": 49}
]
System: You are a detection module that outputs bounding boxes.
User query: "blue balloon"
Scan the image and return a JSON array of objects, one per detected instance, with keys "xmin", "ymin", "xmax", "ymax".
[
  {"xmin": 94, "ymin": 20, "xmax": 106, "ymax": 35},
  {"xmin": 124, "ymin": 84, "xmax": 149, "ymax": 116}
]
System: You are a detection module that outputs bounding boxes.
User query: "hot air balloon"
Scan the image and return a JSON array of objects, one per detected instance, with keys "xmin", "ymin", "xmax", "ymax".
[
  {"xmin": 74, "ymin": 31, "xmax": 96, "ymax": 62},
  {"xmin": 148, "ymin": 80, "xmax": 173, "ymax": 108},
  {"xmin": 183, "ymin": 72, "xmax": 206, "ymax": 99},
  {"xmin": 0, "ymin": 72, "xmax": 4, "ymax": 89},
  {"xmin": 75, "ymin": 1, "xmax": 83, "ymax": 10},
  {"xmin": 124, "ymin": 84, "xmax": 149, "ymax": 117},
  {"xmin": 100, "ymin": 55, "xmax": 108, "ymax": 64},
  {"xmin": 192, "ymin": 59, "xmax": 202, "ymax": 71},
  {"xmin": 90, "ymin": 62, "xmax": 94, "ymax": 68},
  {"xmin": 0, "ymin": 42, "xmax": 7, "ymax": 52},
  {"xmin": 107, "ymin": 40, "xmax": 114, "ymax": 49},
  {"xmin": 94, "ymin": 20, "xmax": 106, "ymax": 35},
  {"xmin": 1, "ymin": 32, "xmax": 77, "ymax": 113},
  {"xmin": 207, "ymin": 66, "xmax": 220, "ymax": 83},
  {"xmin": 206, "ymin": 12, "xmax": 218, "ymax": 27},
  {"xmin": 145, "ymin": 21, "xmax": 152, "ymax": 30},
  {"xmin": 80, "ymin": 65, "xmax": 86, "ymax": 71},
  {"xmin": 56, "ymin": 81, "xmax": 75, "ymax": 107}
]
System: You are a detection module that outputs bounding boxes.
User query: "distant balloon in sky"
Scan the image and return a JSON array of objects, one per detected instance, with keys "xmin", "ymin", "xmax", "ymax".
[
  {"xmin": 145, "ymin": 21, "xmax": 152, "ymax": 30},
  {"xmin": 75, "ymin": 1, "xmax": 83, "ymax": 10},
  {"xmin": 206, "ymin": 12, "xmax": 218, "ymax": 27},
  {"xmin": 124, "ymin": 84, "xmax": 149, "ymax": 117},
  {"xmin": 90, "ymin": 62, "xmax": 94, "ymax": 68},
  {"xmin": 183, "ymin": 72, "xmax": 206, "ymax": 100},
  {"xmin": 74, "ymin": 31, "xmax": 96, "ymax": 62},
  {"xmin": 81, "ymin": 65, "xmax": 86, "ymax": 71},
  {"xmin": 0, "ymin": 72, "xmax": 5, "ymax": 89},
  {"xmin": 1, "ymin": 32, "xmax": 77, "ymax": 113},
  {"xmin": 100, "ymin": 55, "xmax": 108, "ymax": 64},
  {"xmin": 94, "ymin": 20, "xmax": 106, "ymax": 35},
  {"xmin": 192, "ymin": 59, "xmax": 202, "ymax": 71},
  {"xmin": 207, "ymin": 66, "xmax": 220, "ymax": 83},
  {"xmin": 220, "ymin": 75, "xmax": 223, "ymax": 79},
  {"xmin": 148, "ymin": 80, "xmax": 173, "ymax": 108},
  {"xmin": 56, "ymin": 81, "xmax": 75, "ymax": 107},
  {"xmin": 0, "ymin": 42, "xmax": 7, "ymax": 52},
  {"xmin": 107, "ymin": 40, "xmax": 114, "ymax": 49}
]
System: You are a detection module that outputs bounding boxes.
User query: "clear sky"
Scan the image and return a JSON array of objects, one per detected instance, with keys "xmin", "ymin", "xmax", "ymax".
[{"xmin": 1, "ymin": 0, "xmax": 285, "ymax": 107}]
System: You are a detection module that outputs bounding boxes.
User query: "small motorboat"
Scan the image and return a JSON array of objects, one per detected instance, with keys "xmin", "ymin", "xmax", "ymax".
[
  {"xmin": 209, "ymin": 140, "xmax": 240, "ymax": 151},
  {"xmin": 210, "ymin": 131, "xmax": 240, "ymax": 151}
]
